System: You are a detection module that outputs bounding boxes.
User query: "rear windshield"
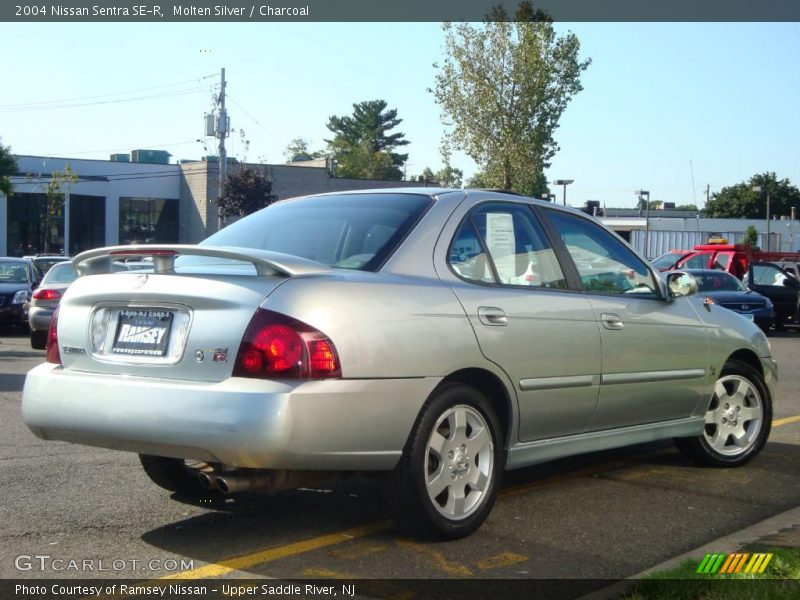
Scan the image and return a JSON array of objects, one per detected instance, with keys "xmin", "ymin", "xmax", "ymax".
[
  {"xmin": 43, "ymin": 263, "xmax": 79, "ymax": 284},
  {"xmin": 651, "ymin": 253, "xmax": 682, "ymax": 268},
  {"xmin": 200, "ymin": 193, "xmax": 432, "ymax": 271}
]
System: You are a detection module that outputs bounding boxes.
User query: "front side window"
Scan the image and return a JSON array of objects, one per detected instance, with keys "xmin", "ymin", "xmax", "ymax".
[
  {"xmin": 751, "ymin": 264, "xmax": 791, "ymax": 287},
  {"xmin": 449, "ymin": 202, "xmax": 567, "ymax": 288},
  {"xmin": 544, "ymin": 210, "xmax": 660, "ymax": 298}
]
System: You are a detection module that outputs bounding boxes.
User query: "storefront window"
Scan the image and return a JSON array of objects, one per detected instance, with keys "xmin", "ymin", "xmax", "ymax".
[
  {"xmin": 69, "ymin": 195, "xmax": 105, "ymax": 255},
  {"xmin": 7, "ymin": 192, "xmax": 64, "ymax": 256},
  {"xmin": 6, "ymin": 192, "xmax": 106, "ymax": 257},
  {"xmin": 119, "ymin": 198, "xmax": 178, "ymax": 245}
]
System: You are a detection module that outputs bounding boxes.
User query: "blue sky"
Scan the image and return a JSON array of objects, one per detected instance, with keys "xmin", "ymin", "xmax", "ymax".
[{"xmin": 1, "ymin": 22, "xmax": 798, "ymax": 208}]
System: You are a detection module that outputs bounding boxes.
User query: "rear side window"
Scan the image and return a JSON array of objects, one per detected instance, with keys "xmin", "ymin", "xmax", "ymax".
[
  {"xmin": 713, "ymin": 253, "xmax": 731, "ymax": 270},
  {"xmin": 449, "ymin": 202, "xmax": 567, "ymax": 289},
  {"xmin": 201, "ymin": 193, "xmax": 431, "ymax": 271}
]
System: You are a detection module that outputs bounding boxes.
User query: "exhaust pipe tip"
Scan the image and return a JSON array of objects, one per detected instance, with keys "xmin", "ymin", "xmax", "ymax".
[
  {"xmin": 216, "ymin": 477, "xmax": 232, "ymax": 494},
  {"xmin": 198, "ymin": 472, "xmax": 217, "ymax": 491}
]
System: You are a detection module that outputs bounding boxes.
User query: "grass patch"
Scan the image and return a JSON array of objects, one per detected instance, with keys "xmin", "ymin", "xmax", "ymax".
[{"xmin": 621, "ymin": 546, "xmax": 800, "ymax": 600}]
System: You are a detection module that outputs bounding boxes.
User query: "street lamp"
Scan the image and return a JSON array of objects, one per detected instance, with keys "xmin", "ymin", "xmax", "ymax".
[
  {"xmin": 752, "ymin": 185, "xmax": 771, "ymax": 252},
  {"xmin": 636, "ymin": 189, "xmax": 651, "ymax": 258},
  {"xmin": 552, "ymin": 179, "xmax": 574, "ymax": 206}
]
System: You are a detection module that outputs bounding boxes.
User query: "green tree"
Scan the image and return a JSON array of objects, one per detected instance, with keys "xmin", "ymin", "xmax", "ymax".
[
  {"xmin": 326, "ymin": 100, "xmax": 409, "ymax": 180},
  {"xmin": 675, "ymin": 204, "xmax": 699, "ymax": 211},
  {"xmin": 284, "ymin": 137, "xmax": 324, "ymax": 162},
  {"xmin": 417, "ymin": 167, "xmax": 436, "ymax": 183},
  {"xmin": 42, "ymin": 165, "xmax": 78, "ymax": 254},
  {"xmin": 435, "ymin": 165, "xmax": 463, "ymax": 188},
  {"xmin": 215, "ymin": 167, "xmax": 277, "ymax": 218},
  {"xmin": 705, "ymin": 172, "xmax": 800, "ymax": 219},
  {"xmin": 432, "ymin": 1, "xmax": 590, "ymax": 196},
  {"xmin": 744, "ymin": 225, "xmax": 760, "ymax": 250},
  {"xmin": 0, "ymin": 140, "xmax": 18, "ymax": 197}
]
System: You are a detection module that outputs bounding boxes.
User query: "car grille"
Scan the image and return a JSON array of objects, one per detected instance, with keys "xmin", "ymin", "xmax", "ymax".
[{"xmin": 720, "ymin": 302, "xmax": 764, "ymax": 312}]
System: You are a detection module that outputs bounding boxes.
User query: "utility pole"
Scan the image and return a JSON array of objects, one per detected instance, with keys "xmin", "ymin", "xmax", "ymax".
[
  {"xmin": 217, "ymin": 67, "xmax": 228, "ymax": 232},
  {"xmin": 705, "ymin": 184, "xmax": 710, "ymax": 207}
]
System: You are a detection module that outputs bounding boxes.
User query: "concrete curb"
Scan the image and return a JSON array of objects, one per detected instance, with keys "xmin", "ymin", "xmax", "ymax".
[{"xmin": 578, "ymin": 505, "xmax": 800, "ymax": 600}]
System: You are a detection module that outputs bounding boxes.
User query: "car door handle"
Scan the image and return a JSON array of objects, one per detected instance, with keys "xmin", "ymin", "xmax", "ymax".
[
  {"xmin": 478, "ymin": 306, "xmax": 508, "ymax": 326},
  {"xmin": 601, "ymin": 313, "xmax": 624, "ymax": 330}
]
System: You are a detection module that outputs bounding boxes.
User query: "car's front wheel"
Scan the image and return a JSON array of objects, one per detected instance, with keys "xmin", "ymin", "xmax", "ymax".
[
  {"xmin": 383, "ymin": 383, "xmax": 503, "ymax": 539},
  {"xmin": 675, "ymin": 359, "xmax": 771, "ymax": 467}
]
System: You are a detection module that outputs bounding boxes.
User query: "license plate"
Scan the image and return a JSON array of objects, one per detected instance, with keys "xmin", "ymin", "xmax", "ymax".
[
  {"xmin": 112, "ymin": 309, "xmax": 173, "ymax": 356},
  {"xmin": 744, "ymin": 314, "xmax": 754, "ymax": 321}
]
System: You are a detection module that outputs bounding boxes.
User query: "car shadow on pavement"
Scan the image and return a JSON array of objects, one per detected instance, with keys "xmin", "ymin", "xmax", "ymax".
[
  {"xmin": 0, "ymin": 372, "xmax": 27, "ymax": 392},
  {"xmin": 140, "ymin": 475, "xmax": 390, "ymax": 563}
]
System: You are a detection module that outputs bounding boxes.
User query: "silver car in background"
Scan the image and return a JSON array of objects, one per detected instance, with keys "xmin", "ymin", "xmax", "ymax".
[{"xmin": 22, "ymin": 189, "xmax": 776, "ymax": 539}]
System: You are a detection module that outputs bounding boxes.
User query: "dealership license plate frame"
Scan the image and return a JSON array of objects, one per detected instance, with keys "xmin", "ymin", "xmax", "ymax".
[{"xmin": 112, "ymin": 309, "xmax": 174, "ymax": 356}]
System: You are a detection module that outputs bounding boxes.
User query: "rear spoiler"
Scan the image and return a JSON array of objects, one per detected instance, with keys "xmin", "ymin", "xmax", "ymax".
[{"xmin": 72, "ymin": 244, "xmax": 332, "ymax": 277}]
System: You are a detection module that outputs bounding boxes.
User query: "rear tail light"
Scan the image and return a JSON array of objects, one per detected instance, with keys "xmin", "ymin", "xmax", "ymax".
[
  {"xmin": 233, "ymin": 309, "xmax": 341, "ymax": 380},
  {"xmin": 46, "ymin": 308, "xmax": 61, "ymax": 365},
  {"xmin": 32, "ymin": 288, "xmax": 62, "ymax": 301}
]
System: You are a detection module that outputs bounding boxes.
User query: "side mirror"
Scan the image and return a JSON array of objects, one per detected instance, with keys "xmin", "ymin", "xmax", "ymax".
[
  {"xmin": 783, "ymin": 276, "xmax": 799, "ymax": 288},
  {"xmin": 666, "ymin": 271, "xmax": 699, "ymax": 298}
]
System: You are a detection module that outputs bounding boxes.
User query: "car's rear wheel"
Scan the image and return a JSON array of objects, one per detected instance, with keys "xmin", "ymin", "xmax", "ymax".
[
  {"xmin": 675, "ymin": 359, "xmax": 771, "ymax": 467},
  {"xmin": 138, "ymin": 454, "xmax": 211, "ymax": 495},
  {"xmin": 30, "ymin": 329, "xmax": 47, "ymax": 350},
  {"xmin": 383, "ymin": 383, "xmax": 503, "ymax": 539}
]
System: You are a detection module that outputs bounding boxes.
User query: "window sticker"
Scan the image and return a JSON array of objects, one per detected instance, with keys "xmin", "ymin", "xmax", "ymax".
[{"xmin": 485, "ymin": 213, "xmax": 516, "ymax": 283}]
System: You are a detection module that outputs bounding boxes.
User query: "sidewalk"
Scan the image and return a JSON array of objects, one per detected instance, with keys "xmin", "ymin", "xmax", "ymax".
[{"xmin": 580, "ymin": 505, "xmax": 800, "ymax": 600}]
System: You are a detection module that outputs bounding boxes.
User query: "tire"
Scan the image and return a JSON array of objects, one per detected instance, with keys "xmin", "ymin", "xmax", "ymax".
[
  {"xmin": 382, "ymin": 383, "xmax": 503, "ymax": 539},
  {"xmin": 675, "ymin": 359, "xmax": 771, "ymax": 467},
  {"xmin": 30, "ymin": 329, "xmax": 48, "ymax": 350},
  {"xmin": 138, "ymin": 454, "xmax": 210, "ymax": 495}
]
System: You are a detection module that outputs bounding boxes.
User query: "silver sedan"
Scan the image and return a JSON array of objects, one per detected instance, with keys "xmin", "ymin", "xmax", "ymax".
[{"xmin": 22, "ymin": 189, "xmax": 776, "ymax": 539}]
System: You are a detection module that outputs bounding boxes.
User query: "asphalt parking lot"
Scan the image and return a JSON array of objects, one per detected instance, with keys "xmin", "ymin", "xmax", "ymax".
[{"xmin": 1, "ymin": 328, "xmax": 799, "ymax": 592}]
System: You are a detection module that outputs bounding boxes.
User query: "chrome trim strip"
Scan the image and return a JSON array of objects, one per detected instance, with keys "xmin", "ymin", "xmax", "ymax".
[
  {"xmin": 601, "ymin": 368, "xmax": 707, "ymax": 385},
  {"xmin": 506, "ymin": 417, "xmax": 704, "ymax": 470},
  {"xmin": 519, "ymin": 374, "xmax": 597, "ymax": 391}
]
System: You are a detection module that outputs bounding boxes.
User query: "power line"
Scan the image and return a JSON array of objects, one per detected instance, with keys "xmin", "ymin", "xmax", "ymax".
[
  {"xmin": 226, "ymin": 93, "xmax": 271, "ymax": 138},
  {"xmin": 38, "ymin": 140, "xmax": 201, "ymax": 156},
  {"xmin": 0, "ymin": 86, "xmax": 213, "ymax": 113},
  {"xmin": 0, "ymin": 74, "xmax": 218, "ymax": 110}
]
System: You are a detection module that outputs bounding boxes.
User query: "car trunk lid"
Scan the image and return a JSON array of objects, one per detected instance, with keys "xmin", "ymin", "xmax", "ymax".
[{"xmin": 56, "ymin": 245, "xmax": 330, "ymax": 383}]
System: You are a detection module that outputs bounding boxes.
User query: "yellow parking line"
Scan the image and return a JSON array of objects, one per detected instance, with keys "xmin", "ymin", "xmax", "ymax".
[
  {"xmin": 159, "ymin": 521, "xmax": 392, "ymax": 579},
  {"xmin": 773, "ymin": 415, "xmax": 800, "ymax": 427},
  {"xmin": 475, "ymin": 552, "xmax": 528, "ymax": 571},
  {"xmin": 395, "ymin": 539, "xmax": 473, "ymax": 577}
]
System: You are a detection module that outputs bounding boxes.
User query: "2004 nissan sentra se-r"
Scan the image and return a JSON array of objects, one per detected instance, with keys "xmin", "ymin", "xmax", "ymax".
[{"xmin": 22, "ymin": 189, "xmax": 776, "ymax": 539}]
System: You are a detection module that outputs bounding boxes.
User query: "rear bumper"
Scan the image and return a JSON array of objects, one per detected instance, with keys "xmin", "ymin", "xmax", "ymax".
[
  {"xmin": 22, "ymin": 363, "xmax": 439, "ymax": 470},
  {"xmin": 0, "ymin": 303, "xmax": 27, "ymax": 326},
  {"xmin": 28, "ymin": 306, "xmax": 54, "ymax": 332}
]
